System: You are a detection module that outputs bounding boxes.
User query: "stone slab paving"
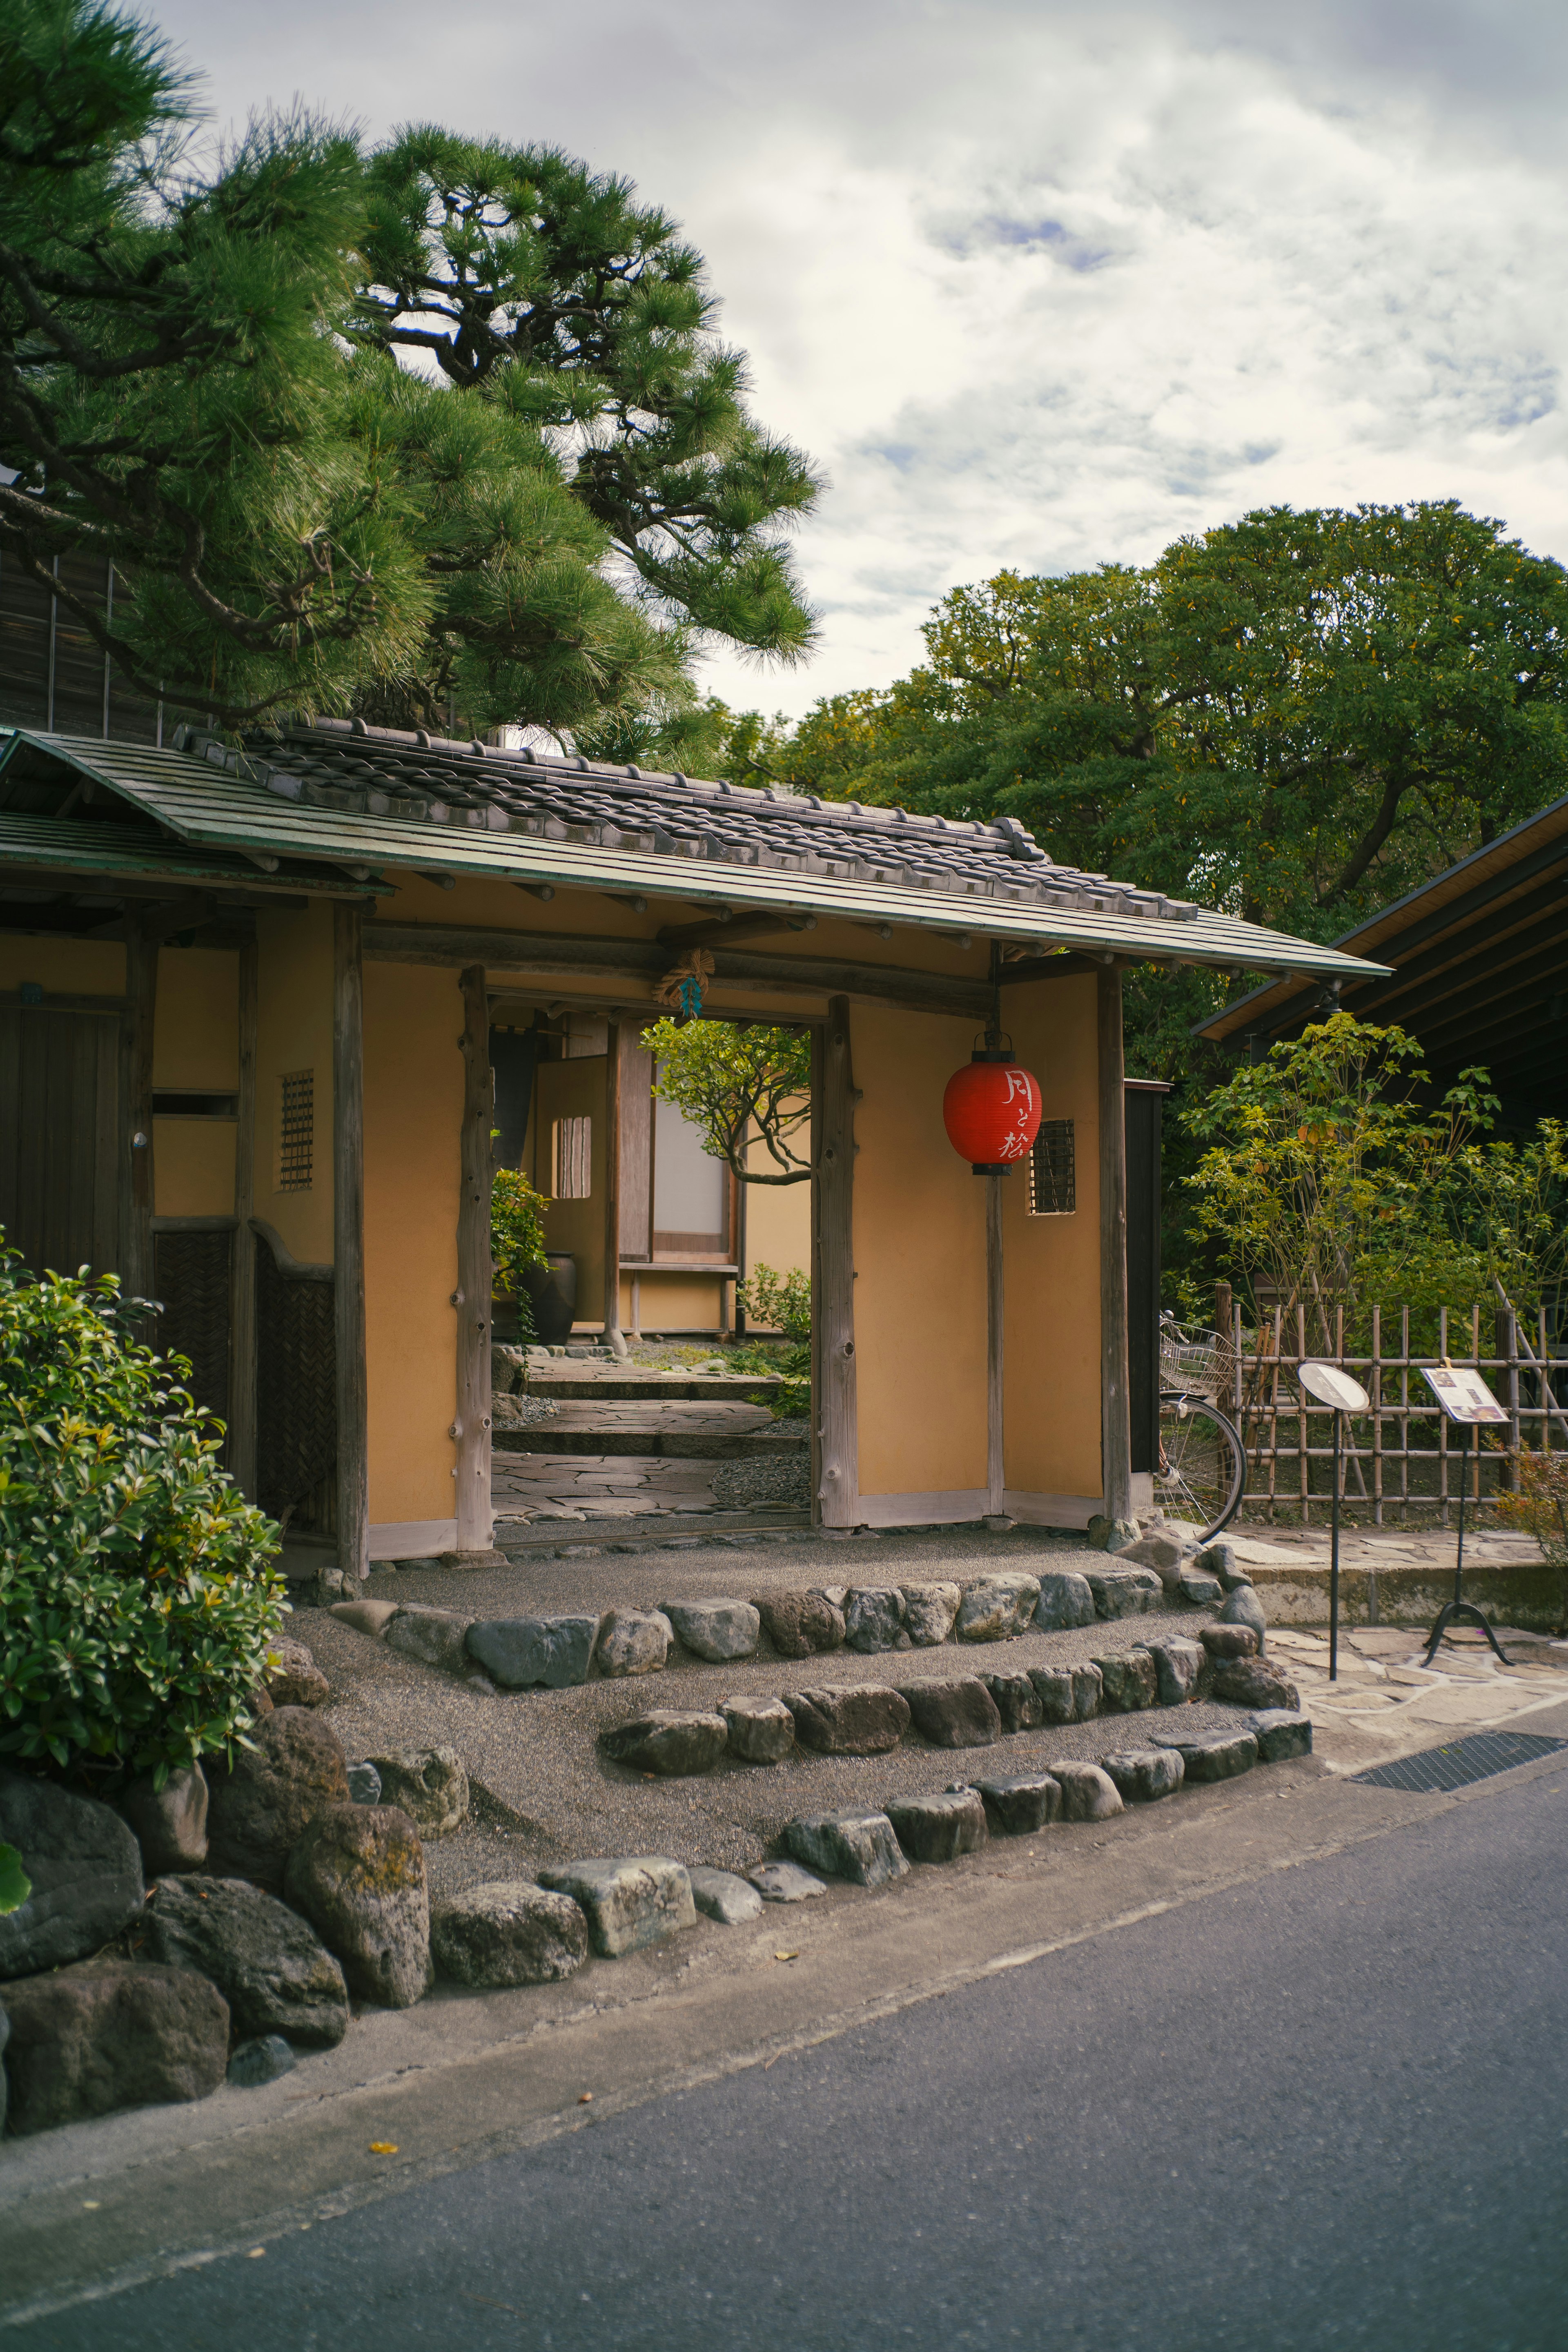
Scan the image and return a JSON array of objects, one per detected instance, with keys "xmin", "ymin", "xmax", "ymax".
[{"xmin": 490, "ymin": 1451, "xmax": 736, "ymax": 1519}]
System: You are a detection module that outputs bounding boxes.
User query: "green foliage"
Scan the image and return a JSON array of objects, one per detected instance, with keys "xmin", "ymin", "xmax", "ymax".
[
  {"xmin": 0, "ymin": 1840, "xmax": 30, "ymax": 1914},
  {"xmin": 491, "ymin": 1169, "xmax": 549, "ymax": 1345},
  {"xmin": 643, "ymin": 1018, "xmax": 812, "ymax": 1184},
  {"xmin": 737, "ymin": 1263, "xmax": 811, "ymax": 1340},
  {"xmin": 1497, "ymin": 1450, "xmax": 1568, "ymax": 1618},
  {"xmin": 350, "ymin": 129, "xmax": 821, "ymax": 665},
  {"xmin": 0, "ymin": 1246, "xmax": 285, "ymax": 1781}
]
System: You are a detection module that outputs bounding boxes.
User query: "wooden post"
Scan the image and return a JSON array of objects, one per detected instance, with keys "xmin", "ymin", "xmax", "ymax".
[
  {"xmin": 229, "ymin": 933, "xmax": 258, "ymax": 1494},
  {"xmin": 332, "ymin": 902, "xmax": 369, "ymax": 1584},
  {"xmin": 602, "ymin": 1017, "xmax": 624, "ymax": 1356},
  {"xmin": 118, "ymin": 908, "xmax": 158, "ymax": 1300},
  {"xmin": 814, "ymin": 993, "xmax": 859, "ymax": 1529},
  {"xmin": 985, "ymin": 1171, "xmax": 1005, "ymax": 1520},
  {"xmin": 1097, "ymin": 965, "xmax": 1133, "ymax": 1524},
  {"xmin": 1214, "ymin": 1280, "xmax": 1233, "ymax": 1410},
  {"xmin": 454, "ymin": 963, "xmax": 494, "ymax": 1555}
]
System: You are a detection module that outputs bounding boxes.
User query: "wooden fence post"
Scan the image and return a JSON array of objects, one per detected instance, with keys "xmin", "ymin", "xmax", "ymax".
[
  {"xmin": 332, "ymin": 903, "xmax": 369, "ymax": 1584},
  {"xmin": 602, "ymin": 1017, "xmax": 624, "ymax": 1356},
  {"xmin": 454, "ymin": 964, "xmax": 495, "ymax": 1558},
  {"xmin": 814, "ymin": 995, "xmax": 859, "ymax": 1529},
  {"xmin": 986, "ymin": 1170, "xmax": 1005, "ymax": 1521},
  {"xmin": 229, "ymin": 933, "xmax": 258, "ymax": 1495}
]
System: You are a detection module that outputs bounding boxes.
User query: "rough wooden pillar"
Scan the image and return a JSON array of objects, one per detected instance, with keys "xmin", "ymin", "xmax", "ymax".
[
  {"xmin": 602, "ymin": 1016, "xmax": 625, "ymax": 1356},
  {"xmin": 118, "ymin": 909, "xmax": 158, "ymax": 1300},
  {"xmin": 333, "ymin": 902, "xmax": 369, "ymax": 1582},
  {"xmin": 228, "ymin": 932, "xmax": 258, "ymax": 1494},
  {"xmin": 1098, "ymin": 962, "xmax": 1134, "ymax": 1524},
  {"xmin": 454, "ymin": 963, "xmax": 495, "ymax": 1554},
  {"xmin": 985, "ymin": 1169, "xmax": 1006, "ymax": 1521},
  {"xmin": 814, "ymin": 996, "xmax": 859, "ymax": 1529}
]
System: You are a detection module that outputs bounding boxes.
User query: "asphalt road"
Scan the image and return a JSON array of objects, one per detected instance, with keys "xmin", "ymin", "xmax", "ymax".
[{"xmin": 18, "ymin": 1763, "xmax": 1568, "ymax": 2352}]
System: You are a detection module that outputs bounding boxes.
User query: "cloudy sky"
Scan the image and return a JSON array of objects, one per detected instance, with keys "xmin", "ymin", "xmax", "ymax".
[{"xmin": 156, "ymin": 0, "xmax": 1568, "ymax": 719}]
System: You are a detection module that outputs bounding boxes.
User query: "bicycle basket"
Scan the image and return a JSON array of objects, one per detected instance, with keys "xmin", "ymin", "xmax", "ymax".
[{"xmin": 1158, "ymin": 1319, "xmax": 1233, "ymax": 1397}]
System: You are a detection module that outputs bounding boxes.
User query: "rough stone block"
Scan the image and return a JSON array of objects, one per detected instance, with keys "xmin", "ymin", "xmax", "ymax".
[
  {"xmin": 1148, "ymin": 1636, "xmax": 1208, "ymax": 1708},
  {"xmin": 971, "ymin": 1773, "xmax": 1062, "ymax": 1834},
  {"xmin": 1156, "ymin": 1729, "xmax": 1258, "ymax": 1782},
  {"xmin": 978, "ymin": 1670, "xmax": 1045, "ymax": 1732},
  {"xmin": 786, "ymin": 1685, "xmax": 911, "ymax": 1756},
  {"xmin": 1094, "ymin": 1649, "xmax": 1159, "ymax": 1713},
  {"xmin": 1034, "ymin": 1572, "xmax": 1097, "ymax": 1631},
  {"xmin": 785, "ymin": 1809, "xmax": 909, "ymax": 1889},
  {"xmin": 754, "ymin": 1590, "xmax": 846, "ymax": 1657},
  {"xmin": 898, "ymin": 1677, "xmax": 1002, "ymax": 1748},
  {"xmin": 688, "ymin": 1866, "xmax": 764, "ymax": 1924},
  {"xmin": 1086, "ymin": 1570, "xmax": 1161, "ymax": 1621},
  {"xmin": 1101, "ymin": 1746, "xmax": 1185, "ymax": 1803},
  {"xmin": 886, "ymin": 1788, "xmax": 988, "ymax": 1864},
  {"xmin": 1053, "ymin": 1762, "xmax": 1124, "ymax": 1821},
  {"xmin": 1115, "ymin": 1534, "xmax": 1184, "ymax": 1588},
  {"xmin": 141, "ymin": 1874, "xmax": 349, "ymax": 2047},
  {"xmin": 228, "ymin": 2034, "xmax": 296, "ymax": 2088},
  {"xmin": 1211, "ymin": 1658, "xmax": 1299, "ymax": 1711},
  {"xmin": 264, "ymin": 1636, "xmax": 330, "ymax": 1708},
  {"xmin": 1178, "ymin": 1570, "xmax": 1224, "ymax": 1608},
  {"xmin": 466, "ymin": 1615, "xmax": 601, "ymax": 1689},
  {"xmin": 385, "ymin": 1607, "xmax": 475, "ymax": 1679},
  {"xmin": 748, "ymin": 1861, "xmax": 826, "ymax": 1903},
  {"xmin": 598, "ymin": 1711, "xmax": 729, "ymax": 1775},
  {"xmin": 364, "ymin": 1747, "xmax": 469, "ymax": 1837},
  {"xmin": 115, "ymin": 1764, "xmax": 208, "ymax": 1877},
  {"xmin": 594, "ymin": 1608, "xmax": 673, "ymax": 1679},
  {"xmin": 1219, "ymin": 1582, "xmax": 1270, "ymax": 1655},
  {"xmin": 719, "ymin": 1695, "xmax": 795, "ymax": 1766},
  {"xmin": 1071, "ymin": 1662, "xmax": 1104, "ymax": 1722},
  {"xmin": 1200, "ymin": 1623, "xmax": 1258, "ymax": 1660},
  {"xmin": 538, "ymin": 1857, "xmax": 696, "ymax": 1955},
  {"xmin": 430, "ymin": 1882, "xmax": 589, "ymax": 1986},
  {"xmin": 844, "ymin": 1588, "xmax": 911, "ymax": 1653},
  {"xmin": 205, "ymin": 1708, "xmax": 350, "ymax": 1893},
  {"xmin": 1028, "ymin": 1664, "xmax": 1077, "ymax": 1725},
  {"xmin": 1249, "ymin": 1709, "xmax": 1314, "ymax": 1763},
  {"xmin": 329, "ymin": 1598, "xmax": 399, "ymax": 1637},
  {"xmin": 0, "ymin": 1770, "xmax": 144, "ymax": 1982},
  {"xmin": 900, "ymin": 1583, "xmax": 962, "ymax": 1646},
  {"xmin": 661, "ymin": 1598, "xmax": 761, "ymax": 1662},
  {"xmin": 1194, "ymin": 1541, "xmax": 1250, "ymax": 1591},
  {"xmin": 283, "ymin": 1803, "xmax": 431, "ymax": 2008},
  {"xmin": 1, "ymin": 1961, "xmax": 228, "ymax": 2134},
  {"xmin": 347, "ymin": 1762, "xmax": 382, "ymax": 1806},
  {"xmin": 955, "ymin": 1574, "xmax": 1041, "ymax": 1643}
]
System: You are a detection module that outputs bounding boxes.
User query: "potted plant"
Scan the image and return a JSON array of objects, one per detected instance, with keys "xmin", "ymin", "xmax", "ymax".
[{"xmin": 490, "ymin": 1171, "xmax": 575, "ymax": 1345}]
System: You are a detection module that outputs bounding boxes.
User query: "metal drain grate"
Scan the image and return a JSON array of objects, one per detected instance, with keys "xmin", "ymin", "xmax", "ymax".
[{"xmin": 1353, "ymin": 1731, "xmax": 1568, "ymax": 1793}]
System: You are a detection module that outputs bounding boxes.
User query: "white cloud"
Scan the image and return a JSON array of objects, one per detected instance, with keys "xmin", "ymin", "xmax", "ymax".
[{"xmin": 151, "ymin": 0, "xmax": 1568, "ymax": 715}]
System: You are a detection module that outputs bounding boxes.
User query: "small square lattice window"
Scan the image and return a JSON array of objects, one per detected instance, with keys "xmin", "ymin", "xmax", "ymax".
[
  {"xmin": 278, "ymin": 1070, "xmax": 314, "ymax": 1192},
  {"xmin": 553, "ymin": 1115, "xmax": 592, "ymax": 1200},
  {"xmin": 1028, "ymin": 1118, "xmax": 1075, "ymax": 1215}
]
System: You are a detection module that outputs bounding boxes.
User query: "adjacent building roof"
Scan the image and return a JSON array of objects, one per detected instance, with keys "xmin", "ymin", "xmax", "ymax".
[{"xmin": 0, "ymin": 719, "xmax": 1386, "ymax": 981}]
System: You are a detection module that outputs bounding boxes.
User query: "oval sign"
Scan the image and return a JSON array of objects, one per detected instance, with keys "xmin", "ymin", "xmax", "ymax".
[{"xmin": 1297, "ymin": 1359, "xmax": 1371, "ymax": 1413}]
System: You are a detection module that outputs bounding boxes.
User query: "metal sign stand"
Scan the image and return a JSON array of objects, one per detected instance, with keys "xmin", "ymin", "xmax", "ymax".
[
  {"xmin": 1299, "ymin": 1362, "xmax": 1370, "ymax": 1684},
  {"xmin": 1419, "ymin": 1365, "xmax": 1510, "ymax": 1669}
]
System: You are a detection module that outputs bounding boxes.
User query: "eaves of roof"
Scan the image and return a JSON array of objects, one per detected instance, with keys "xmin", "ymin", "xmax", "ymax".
[
  {"xmin": 0, "ymin": 808, "xmax": 384, "ymax": 895},
  {"xmin": 0, "ymin": 731, "xmax": 1387, "ymax": 984}
]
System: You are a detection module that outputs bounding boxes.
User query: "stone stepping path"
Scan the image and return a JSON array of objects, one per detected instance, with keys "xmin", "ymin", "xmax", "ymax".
[
  {"xmin": 493, "ymin": 1399, "xmax": 782, "ymax": 1457},
  {"xmin": 492, "ymin": 1452, "xmax": 735, "ymax": 1520}
]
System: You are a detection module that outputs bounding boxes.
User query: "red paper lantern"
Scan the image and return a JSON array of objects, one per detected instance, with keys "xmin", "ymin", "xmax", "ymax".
[{"xmin": 942, "ymin": 1047, "xmax": 1043, "ymax": 1174}]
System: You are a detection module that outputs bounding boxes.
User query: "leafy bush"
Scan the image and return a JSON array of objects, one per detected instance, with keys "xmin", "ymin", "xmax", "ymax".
[
  {"xmin": 0, "ymin": 1246, "xmax": 285, "ymax": 1782},
  {"xmin": 737, "ymin": 1263, "xmax": 811, "ymax": 1341},
  {"xmin": 491, "ymin": 1168, "xmax": 551, "ymax": 1344},
  {"xmin": 1496, "ymin": 1446, "xmax": 1568, "ymax": 1627}
]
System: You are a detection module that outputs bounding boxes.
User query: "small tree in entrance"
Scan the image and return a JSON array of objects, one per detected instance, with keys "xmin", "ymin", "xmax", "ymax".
[{"xmin": 641, "ymin": 1018, "xmax": 812, "ymax": 1185}]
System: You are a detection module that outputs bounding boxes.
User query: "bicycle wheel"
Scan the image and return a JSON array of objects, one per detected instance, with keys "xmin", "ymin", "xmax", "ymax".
[{"xmin": 1155, "ymin": 1392, "xmax": 1245, "ymax": 1542}]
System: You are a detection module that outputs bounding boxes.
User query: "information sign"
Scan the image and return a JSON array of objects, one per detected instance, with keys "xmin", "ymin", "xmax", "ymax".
[{"xmin": 1421, "ymin": 1365, "xmax": 1508, "ymax": 1425}]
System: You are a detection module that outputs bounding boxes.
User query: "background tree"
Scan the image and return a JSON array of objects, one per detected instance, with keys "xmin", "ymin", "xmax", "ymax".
[{"xmin": 641, "ymin": 1018, "xmax": 813, "ymax": 1185}]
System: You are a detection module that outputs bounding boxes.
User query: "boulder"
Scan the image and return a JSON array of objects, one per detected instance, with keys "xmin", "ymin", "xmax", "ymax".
[
  {"xmin": 465, "ymin": 1615, "xmax": 601, "ymax": 1689},
  {"xmin": 898, "ymin": 1677, "xmax": 1002, "ymax": 1749},
  {"xmin": 1219, "ymin": 1582, "xmax": 1270, "ymax": 1655},
  {"xmin": 754, "ymin": 1590, "xmax": 846, "ymax": 1658},
  {"xmin": 1085, "ymin": 1570, "xmax": 1161, "ymax": 1620},
  {"xmin": 116, "ymin": 1764, "xmax": 208, "ymax": 1876},
  {"xmin": 347, "ymin": 1762, "xmax": 382, "ymax": 1806},
  {"xmin": 1156, "ymin": 1728, "xmax": 1258, "ymax": 1782},
  {"xmin": 1211, "ymin": 1657, "xmax": 1300, "ymax": 1711},
  {"xmin": 971, "ymin": 1773, "xmax": 1062, "ymax": 1835},
  {"xmin": 1071, "ymin": 1662, "xmax": 1105, "ymax": 1722},
  {"xmin": 1250, "ymin": 1709, "xmax": 1314, "ymax": 1763},
  {"xmin": 0, "ymin": 1769, "xmax": 144, "ymax": 1982},
  {"xmin": 228, "ymin": 2034, "xmax": 296, "ymax": 2089},
  {"xmin": 430, "ymin": 1882, "xmax": 589, "ymax": 1987},
  {"xmin": 1148, "ymin": 1636, "xmax": 1208, "ymax": 1708},
  {"xmin": 385, "ymin": 1607, "xmax": 475, "ymax": 1679},
  {"xmin": 748, "ymin": 1861, "xmax": 826, "ymax": 1903},
  {"xmin": 1101, "ymin": 1747, "xmax": 1185, "ymax": 1803},
  {"xmin": 283, "ymin": 1803, "xmax": 431, "ymax": 2009},
  {"xmin": 0, "ymin": 1996, "xmax": 8, "ymax": 2134},
  {"xmin": 688, "ymin": 1867, "xmax": 764, "ymax": 1925},
  {"xmin": 264, "ymin": 1636, "xmax": 330, "ymax": 1709},
  {"xmin": 140, "ymin": 1875, "xmax": 349, "ymax": 2047},
  {"xmin": 1178, "ymin": 1570, "xmax": 1225, "ymax": 1608},
  {"xmin": 954, "ymin": 1574, "xmax": 1041, "ymax": 1643},
  {"xmin": 1200, "ymin": 1622, "xmax": 1258, "ymax": 1660},
  {"xmin": 719, "ymin": 1695, "xmax": 796, "ymax": 1766},
  {"xmin": 1086, "ymin": 1513, "xmax": 1112, "ymax": 1548},
  {"xmin": 844, "ymin": 1588, "xmax": 911, "ymax": 1654},
  {"xmin": 786, "ymin": 1685, "xmax": 911, "ymax": 1756},
  {"xmin": 900, "ymin": 1583, "xmax": 962, "ymax": 1646},
  {"xmin": 1053, "ymin": 1762, "xmax": 1124, "ymax": 1822},
  {"xmin": 1034, "ymin": 1572, "xmax": 1097, "ymax": 1631},
  {"xmin": 1194, "ymin": 1541, "xmax": 1250, "ymax": 1591},
  {"xmin": 784, "ymin": 1810, "xmax": 909, "ymax": 1889},
  {"xmin": 1, "ymin": 1961, "xmax": 228, "ymax": 2135},
  {"xmin": 205, "ymin": 1708, "xmax": 350, "ymax": 1891},
  {"xmin": 1094, "ymin": 1649, "xmax": 1159, "ymax": 1713},
  {"xmin": 328, "ymin": 1598, "xmax": 399, "ymax": 1637},
  {"xmin": 1087, "ymin": 1515, "xmax": 1139, "ymax": 1553},
  {"xmin": 1115, "ymin": 1534, "xmax": 1185, "ymax": 1589},
  {"xmin": 886, "ymin": 1789, "xmax": 988, "ymax": 1864},
  {"xmin": 364, "ymin": 1747, "xmax": 469, "ymax": 1837},
  {"xmin": 597, "ymin": 1711, "xmax": 729, "ymax": 1776},
  {"xmin": 593, "ymin": 1609, "xmax": 673, "ymax": 1679},
  {"xmin": 537, "ymin": 1857, "xmax": 696, "ymax": 1955},
  {"xmin": 1028, "ymin": 1665, "xmax": 1078, "ymax": 1725},
  {"xmin": 661, "ymin": 1598, "xmax": 761, "ymax": 1662},
  {"xmin": 978, "ymin": 1671, "xmax": 1045, "ymax": 1733}
]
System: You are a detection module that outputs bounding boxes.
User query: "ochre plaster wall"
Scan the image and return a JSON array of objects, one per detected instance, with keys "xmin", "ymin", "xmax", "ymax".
[
  {"xmin": 151, "ymin": 948, "xmax": 238, "ymax": 1090},
  {"xmin": 153, "ymin": 1121, "xmax": 236, "ymax": 1216},
  {"xmin": 1000, "ymin": 976, "xmax": 1102, "ymax": 1501},
  {"xmin": 853, "ymin": 1006, "xmax": 989, "ymax": 1499},
  {"xmin": 743, "ymin": 1106, "xmax": 811, "ymax": 1316},
  {"xmin": 621, "ymin": 1270, "xmax": 725, "ymax": 1331},
  {"xmin": 254, "ymin": 904, "xmax": 334, "ymax": 1263},
  {"xmin": 363, "ymin": 960, "xmax": 463, "ymax": 1528},
  {"xmin": 0, "ymin": 938, "xmax": 125, "ymax": 995}
]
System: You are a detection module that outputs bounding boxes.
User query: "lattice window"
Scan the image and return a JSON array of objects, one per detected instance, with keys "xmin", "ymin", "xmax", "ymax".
[
  {"xmin": 278, "ymin": 1070, "xmax": 314, "ymax": 1192},
  {"xmin": 553, "ymin": 1114, "xmax": 592, "ymax": 1199},
  {"xmin": 1028, "ymin": 1118, "xmax": 1075, "ymax": 1215}
]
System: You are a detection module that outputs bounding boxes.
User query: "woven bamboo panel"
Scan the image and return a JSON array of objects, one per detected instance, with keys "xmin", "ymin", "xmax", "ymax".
[
  {"xmin": 255, "ymin": 1239, "xmax": 336, "ymax": 1527},
  {"xmin": 152, "ymin": 1227, "xmax": 232, "ymax": 1428}
]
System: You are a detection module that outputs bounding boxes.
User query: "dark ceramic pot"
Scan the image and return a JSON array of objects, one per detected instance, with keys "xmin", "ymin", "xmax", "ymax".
[{"xmin": 518, "ymin": 1252, "xmax": 577, "ymax": 1345}]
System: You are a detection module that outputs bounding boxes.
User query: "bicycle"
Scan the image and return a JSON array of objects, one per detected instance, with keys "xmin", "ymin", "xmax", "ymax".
[{"xmin": 1155, "ymin": 1313, "xmax": 1245, "ymax": 1542}]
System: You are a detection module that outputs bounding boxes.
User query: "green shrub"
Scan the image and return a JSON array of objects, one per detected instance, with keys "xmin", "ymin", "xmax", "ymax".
[
  {"xmin": 491, "ymin": 1168, "xmax": 550, "ymax": 1345},
  {"xmin": 0, "ymin": 1245, "xmax": 285, "ymax": 1782},
  {"xmin": 737, "ymin": 1263, "xmax": 811, "ymax": 1341}
]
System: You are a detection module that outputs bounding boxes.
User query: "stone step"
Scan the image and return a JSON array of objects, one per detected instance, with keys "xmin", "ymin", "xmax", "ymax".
[
  {"xmin": 488, "ymin": 1507, "xmax": 812, "ymax": 1556},
  {"xmin": 494, "ymin": 1422, "xmax": 802, "ymax": 1459},
  {"xmin": 508, "ymin": 1373, "xmax": 782, "ymax": 1401}
]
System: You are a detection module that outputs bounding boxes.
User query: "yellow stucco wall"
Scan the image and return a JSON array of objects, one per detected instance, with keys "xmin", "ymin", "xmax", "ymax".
[
  {"xmin": 0, "ymin": 938, "xmax": 125, "ymax": 994},
  {"xmin": 151, "ymin": 948, "xmax": 238, "ymax": 1091},
  {"xmin": 743, "ymin": 1103, "xmax": 811, "ymax": 1319},
  {"xmin": 621, "ymin": 1270, "xmax": 726, "ymax": 1331},
  {"xmin": 363, "ymin": 960, "xmax": 463, "ymax": 1529},
  {"xmin": 254, "ymin": 903, "xmax": 334, "ymax": 1263}
]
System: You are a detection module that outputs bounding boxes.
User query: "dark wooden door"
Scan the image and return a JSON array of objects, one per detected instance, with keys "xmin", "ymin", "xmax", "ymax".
[{"xmin": 0, "ymin": 1005, "xmax": 120, "ymax": 1281}]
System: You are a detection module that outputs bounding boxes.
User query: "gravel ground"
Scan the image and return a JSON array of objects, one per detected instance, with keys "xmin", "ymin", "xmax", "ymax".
[{"xmin": 296, "ymin": 1526, "xmax": 1276, "ymax": 1895}]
